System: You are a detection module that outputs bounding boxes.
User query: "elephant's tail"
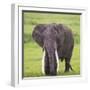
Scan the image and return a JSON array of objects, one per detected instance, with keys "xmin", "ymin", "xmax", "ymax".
[{"xmin": 69, "ymin": 64, "xmax": 74, "ymax": 71}]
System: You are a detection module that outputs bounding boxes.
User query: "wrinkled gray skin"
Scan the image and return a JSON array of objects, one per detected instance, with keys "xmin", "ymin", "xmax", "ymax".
[{"xmin": 32, "ymin": 23, "xmax": 74, "ymax": 76}]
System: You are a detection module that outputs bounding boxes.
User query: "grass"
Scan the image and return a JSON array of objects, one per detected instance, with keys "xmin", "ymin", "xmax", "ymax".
[{"xmin": 23, "ymin": 12, "xmax": 80, "ymax": 77}]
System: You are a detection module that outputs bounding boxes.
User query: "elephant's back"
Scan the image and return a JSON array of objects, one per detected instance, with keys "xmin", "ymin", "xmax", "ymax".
[
  {"xmin": 57, "ymin": 24, "xmax": 74, "ymax": 58},
  {"xmin": 63, "ymin": 29, "xmax": 74, "ymax": 58}
]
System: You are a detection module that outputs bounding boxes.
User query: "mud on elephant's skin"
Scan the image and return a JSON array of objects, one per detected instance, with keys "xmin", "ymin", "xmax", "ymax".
[{"xmin": 32, "ymin": 23, "xmax": 74, "ymax": 76}]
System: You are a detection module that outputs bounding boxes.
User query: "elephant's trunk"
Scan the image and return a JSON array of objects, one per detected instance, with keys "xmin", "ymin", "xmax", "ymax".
[
  {"xmin": 42, "ymin": 48, "xmax": 59, "ymax": 75},
  {"xmin": 45, "ymin": 47, "xmax": 57, "ymax": 75},
  {"xmin": 42, "ymin": 39, "xmax": 59, "ymax": 75},
  {"xmin": 42, "ymin": 50, "xmax": 59, "ymax": 75}
]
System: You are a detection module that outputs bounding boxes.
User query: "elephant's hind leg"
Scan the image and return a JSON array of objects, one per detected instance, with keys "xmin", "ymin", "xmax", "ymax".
[{"xmin": 65, "ymin": 58, "xmax": 71, "ymax": 72}]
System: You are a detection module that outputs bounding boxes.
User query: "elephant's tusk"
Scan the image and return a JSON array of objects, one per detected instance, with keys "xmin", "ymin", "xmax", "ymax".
[
  {"xmin": 42, "ymin": 50, "xmax": 45, "ymax": 74},
  {"xmin": 55, "ymin": 50, "xmax": 59, "ymax": 72}
]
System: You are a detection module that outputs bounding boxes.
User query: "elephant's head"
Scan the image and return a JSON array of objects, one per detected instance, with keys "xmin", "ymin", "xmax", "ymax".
[
  {"xmin": 32, "ymin": 24, "xmax": 59, "ymax": 75},
  {"xmin": 42, "ymin": 24, "xmax": 59, "ymax": 75}
]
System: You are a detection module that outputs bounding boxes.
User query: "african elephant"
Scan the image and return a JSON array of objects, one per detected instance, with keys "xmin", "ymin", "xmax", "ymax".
[{"xmin": 32, "ymin": 23, "xmax": 74, "ymax": 76}]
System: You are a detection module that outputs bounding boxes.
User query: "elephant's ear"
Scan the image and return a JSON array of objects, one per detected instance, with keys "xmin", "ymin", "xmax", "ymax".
[{"xmin": 32, "ymin": 24, "xmax": 46, "ymax": 47}]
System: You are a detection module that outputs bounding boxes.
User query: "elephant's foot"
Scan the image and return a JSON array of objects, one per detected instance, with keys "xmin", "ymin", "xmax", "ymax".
[
  {"xmin": 50, "ymin": 72, "xmax": 57, "ymax": 76},
  {"xmin": 45, "ymin": 67, "xmax": 57, "ymax": 76},
  {"xmin": 45, "ymin": 67, "xmax": 50, "ymax": 75},
  {"xmin": 65, "ymin": 63, "xmax": 70, "ymax": 72}
]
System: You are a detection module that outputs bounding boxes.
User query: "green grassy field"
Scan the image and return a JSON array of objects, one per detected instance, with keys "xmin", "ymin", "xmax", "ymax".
[{"xmin": 23, "ymin": 12, "xmax": 80, "ymax": 77}]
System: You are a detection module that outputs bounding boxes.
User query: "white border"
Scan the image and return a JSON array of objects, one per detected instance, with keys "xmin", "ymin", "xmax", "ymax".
[{"xmin": 11, "ymin": 4, "xmax": 87, "ymax": 87}]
